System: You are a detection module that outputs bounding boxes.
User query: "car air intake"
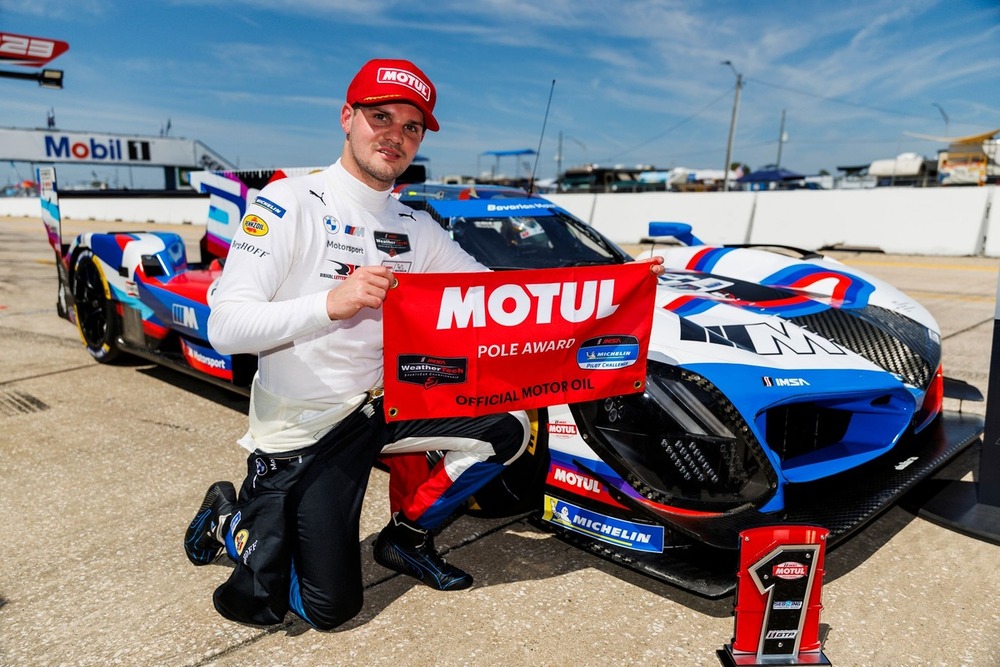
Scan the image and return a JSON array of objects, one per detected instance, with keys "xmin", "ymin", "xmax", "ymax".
[
  {"xmin": 572, "ymin": 362, "xmax": 777, "ymax": 512},
  {"xmin": 788, "ymin": 304, "xmax": 937, "ymax": 390}
]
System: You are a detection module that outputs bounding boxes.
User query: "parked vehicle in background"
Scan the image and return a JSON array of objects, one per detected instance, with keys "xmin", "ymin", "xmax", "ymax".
[{"xmin": 557, "ymin": 165, "xmax": 667, "ymax": 193}]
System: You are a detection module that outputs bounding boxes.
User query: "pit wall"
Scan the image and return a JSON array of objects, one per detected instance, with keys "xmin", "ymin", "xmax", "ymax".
[{"xmin": 3, "ymin": 185, "xmax": 998, "ymax": 257}]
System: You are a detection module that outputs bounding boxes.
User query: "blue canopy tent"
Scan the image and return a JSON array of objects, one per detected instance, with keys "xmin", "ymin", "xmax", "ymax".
[{"xmin": 479, "ymin": 149, "xmax": 537, "ymax": 180}]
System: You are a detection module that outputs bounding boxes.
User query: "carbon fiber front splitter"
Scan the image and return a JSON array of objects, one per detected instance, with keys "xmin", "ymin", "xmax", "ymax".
[{"xmin": 533, "ymin": 409, "xmax": 984, "ymax": 598}]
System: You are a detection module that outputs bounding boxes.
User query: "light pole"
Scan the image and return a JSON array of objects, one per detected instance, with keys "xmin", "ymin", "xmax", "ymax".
[
  {"xmin": 721, "ymin": 60, "xmax": 742, "ymax": 192},
  {"xmin": 0, "ymin": 68, "xmax": 64, "ymax": 89}
]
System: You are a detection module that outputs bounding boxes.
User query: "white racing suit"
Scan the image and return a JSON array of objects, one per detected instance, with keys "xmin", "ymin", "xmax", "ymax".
[{"xmin": 206, "ymin": 160, "xmax": 529, "ymax": 628}]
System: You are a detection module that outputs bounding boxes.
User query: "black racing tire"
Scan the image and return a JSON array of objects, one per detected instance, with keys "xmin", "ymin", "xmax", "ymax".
[
  {"xmin": 71, "ymin": 249, "xmax": 122, "ymax": 363},
  {"xmin": 465, "ymin": 408, "xmax": 550, "ymax": 518}
]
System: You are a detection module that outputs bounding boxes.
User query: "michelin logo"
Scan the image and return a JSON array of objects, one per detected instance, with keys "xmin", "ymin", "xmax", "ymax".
[
  {"xmin": 252, "ymin": 196, "xmax": 285, "ymax": 218},
  {"xmin": 577, "ymin": 335, "xmax": 640, "ymax": 370},
  {"xmin": 542, "ymin": 496, "xmax": 664, "ymax": 553}
]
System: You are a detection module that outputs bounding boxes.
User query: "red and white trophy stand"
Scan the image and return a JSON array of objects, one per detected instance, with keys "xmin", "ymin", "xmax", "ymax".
[{"xmin": 718, "ymin": 525, "xmax": 832, "ymax": 666}]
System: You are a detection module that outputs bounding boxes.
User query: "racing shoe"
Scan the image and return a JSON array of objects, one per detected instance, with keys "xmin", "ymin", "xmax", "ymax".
[
  {"xmin": 184, "ymin": 481, "xmax": 237, "ymax": 566},
  {"xmin": 373, "ymin": 514, "xmax": 473, "ymax": 591}
]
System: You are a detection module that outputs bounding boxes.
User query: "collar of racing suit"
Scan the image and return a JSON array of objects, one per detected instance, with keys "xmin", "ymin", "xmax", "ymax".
[{"xmin": 329, "ymin": 159, "xmax": 395, "ymax": 213}]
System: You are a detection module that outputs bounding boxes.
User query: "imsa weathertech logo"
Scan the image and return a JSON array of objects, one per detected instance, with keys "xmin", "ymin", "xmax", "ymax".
[
  {"xmin": 374, "ymin": 231, "xmax": 412, "ymax": 257},
  {"xmin": 397, "ymin": 354, "xmax": 468, "ymax": 388},
  {"xmin": 773, "ymin": 561, "xmax": 809, "ymax": 580}
]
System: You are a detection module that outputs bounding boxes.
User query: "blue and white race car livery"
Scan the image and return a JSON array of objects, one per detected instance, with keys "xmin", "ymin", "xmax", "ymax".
[{"xmin": 39, "ymin": 169, "xmax": 984, "ymax": 597}]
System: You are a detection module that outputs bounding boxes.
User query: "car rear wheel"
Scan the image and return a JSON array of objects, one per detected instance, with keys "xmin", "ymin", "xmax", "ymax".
[{"xmin": 71, "ymin": 250, "xmax": 121, "ymax": 363}]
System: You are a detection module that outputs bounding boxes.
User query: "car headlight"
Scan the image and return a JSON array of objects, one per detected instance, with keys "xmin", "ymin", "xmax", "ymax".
[{"xmin": 572, "ymin": 361, "xmax": 777, "ymax": 512}]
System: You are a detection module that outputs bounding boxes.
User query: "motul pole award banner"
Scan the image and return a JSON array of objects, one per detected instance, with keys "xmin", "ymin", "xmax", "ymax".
[{"xmin": 383, "ymin": 263, "xmax": 656, "ymax": 421}]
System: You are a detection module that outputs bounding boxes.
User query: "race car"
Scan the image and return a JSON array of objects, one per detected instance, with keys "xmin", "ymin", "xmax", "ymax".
[
  {"xmin": 397, "ymin": 184, "xmax": 985, "ymax": 595},
  {"xmin": 38, "ymin": 167, "xmax": 985, "ymax": 597},
  {"xmin": 35, "ymin": 166, "xmax": 324, "ymax": 395}
]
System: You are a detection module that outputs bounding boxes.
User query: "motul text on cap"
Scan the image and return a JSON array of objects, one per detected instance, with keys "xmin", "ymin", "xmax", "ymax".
[{"xmin": 346, "ymin": 59, "xmax": 439, "ymax": 132}]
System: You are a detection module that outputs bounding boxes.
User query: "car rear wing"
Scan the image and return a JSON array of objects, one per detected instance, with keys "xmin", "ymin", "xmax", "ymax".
[
  {"xmin": 35, "ymin": 166, "xmax": 73, "ymax": 318},
  {"xmin": 187, "ymin": 167, "xmax": 321, "ymax": 261},
  {"xmin": 36, "ymin": 165, "xmax": 64, "ymax": 259}
]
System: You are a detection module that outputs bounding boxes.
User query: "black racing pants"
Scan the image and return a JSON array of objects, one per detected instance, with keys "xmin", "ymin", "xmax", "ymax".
[{"xmin": 212, "ymin": 401, "xmax": 527, "ymax": 630}]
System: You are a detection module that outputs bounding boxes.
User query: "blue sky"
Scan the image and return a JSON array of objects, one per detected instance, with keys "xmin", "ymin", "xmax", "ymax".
[{"xmin": 1, "ymin": 0, "xmax": 998, "ymax": 188}]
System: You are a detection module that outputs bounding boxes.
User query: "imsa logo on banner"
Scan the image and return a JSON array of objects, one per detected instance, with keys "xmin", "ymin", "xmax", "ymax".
[
  {"xmin": 577, "ymin": 335, "xmax": 640, "ymax": 369},
  {"xmin": 397, "ymin": 354, "xmax": 468, "ymax": 387}
]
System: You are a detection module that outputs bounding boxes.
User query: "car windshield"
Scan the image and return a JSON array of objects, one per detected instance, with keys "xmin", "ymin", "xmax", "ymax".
[{"xmin": 447, "ymin": 210, "xmax": 627, "ymax": 270}]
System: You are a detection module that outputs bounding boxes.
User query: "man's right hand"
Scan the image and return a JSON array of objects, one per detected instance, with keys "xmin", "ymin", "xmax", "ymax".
[{"xmin": 326, "ymin": 265, "xmax": 396, "ymax": 320}]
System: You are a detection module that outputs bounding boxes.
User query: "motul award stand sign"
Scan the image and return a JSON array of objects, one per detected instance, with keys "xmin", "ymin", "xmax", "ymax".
[{"xmin": 718, "ymin": 525, "xmax": 831, "ymax": 666}]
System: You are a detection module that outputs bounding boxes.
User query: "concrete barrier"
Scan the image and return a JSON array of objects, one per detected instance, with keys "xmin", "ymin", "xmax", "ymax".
[
  {"xmin": 747, "ymin": 188, "xmax": 991, "ymax": 256},
  {"xmin": 550, "ymin": 191, "xmax": 758, "ymax": 245},
  {"xmin": 3, "ymin": 185, "xmax": 997, "ymax": 256},
  {"xmin": 548, "ymin": 185, "xmax": 998, "ymax": 257},
  {"xmin": 0, "ymin": 193, "xmax": 207, "ymax": 225},
  {"xmin": 57, "ymin": 195, "xmax": 208, "ymax": 225},
  {"xmin": 0, "ymin": 196, "xmax": 41, "ymax": 218}
]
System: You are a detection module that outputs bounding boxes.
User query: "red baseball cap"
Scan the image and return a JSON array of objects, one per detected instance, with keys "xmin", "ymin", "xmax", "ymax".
[{"xmin": 346, "ymin": 59, "xmax": 439, "ymax": 132}]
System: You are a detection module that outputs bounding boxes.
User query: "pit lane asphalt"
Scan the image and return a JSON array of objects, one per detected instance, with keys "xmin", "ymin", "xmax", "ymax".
[{"xmin": 1, "ymin": 216, "xmax": 997, "ymax": 667}]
